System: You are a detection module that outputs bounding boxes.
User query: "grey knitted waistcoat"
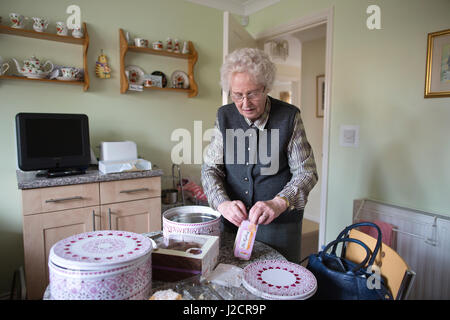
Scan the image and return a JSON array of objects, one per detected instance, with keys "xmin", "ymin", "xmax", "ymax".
[{"xmin": 217, "ymin": 96, "xmax": 298, "ymax": 211}]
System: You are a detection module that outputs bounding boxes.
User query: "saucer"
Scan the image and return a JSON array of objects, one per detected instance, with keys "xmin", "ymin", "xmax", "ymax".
[
  {"xmin": 23, "ymin": 73, "xmax": 47, "ymax": 79},
  {"xmin": 56, "ymin": 76, "xmax": 78, "ymax": 81}
]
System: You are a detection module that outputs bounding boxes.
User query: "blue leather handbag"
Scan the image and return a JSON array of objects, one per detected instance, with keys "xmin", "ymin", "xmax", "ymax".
[{"xmin": 305, "ymin": 222, "xmax": 393, "ymax": 300}]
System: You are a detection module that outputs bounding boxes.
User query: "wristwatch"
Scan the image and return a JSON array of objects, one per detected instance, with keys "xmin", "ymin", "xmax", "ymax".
[{"xmin": 278, "ymin": 196, "xmax": 290, "ymax": 210}]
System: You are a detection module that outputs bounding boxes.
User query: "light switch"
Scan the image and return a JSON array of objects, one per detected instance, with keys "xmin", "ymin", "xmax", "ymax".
[{"xmin": 340, "ymin": 125, "xmax": 359, "ymax": 147}]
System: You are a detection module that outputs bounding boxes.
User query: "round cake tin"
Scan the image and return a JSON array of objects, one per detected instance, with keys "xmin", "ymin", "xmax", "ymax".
[
  {"xmin": 48, "ymin": 230, "xmax": 154, "ymax": 300},
  {"xmin": 162, "ymin": 205, "xmax": 221, "ymax": 238}
]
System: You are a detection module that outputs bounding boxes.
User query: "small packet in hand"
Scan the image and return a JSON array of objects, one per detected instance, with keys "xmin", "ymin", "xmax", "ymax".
[{"xmin": 233, "ymin": 220, "xmax": 258, "ymax": 260}]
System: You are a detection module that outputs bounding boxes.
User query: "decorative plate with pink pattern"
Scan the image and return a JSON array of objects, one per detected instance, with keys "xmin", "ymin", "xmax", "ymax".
[
  {"xmin": 242, "ymin": 260, "xmax": 317, "ymax": 300},
  {"xmin": 50, "ymin": 230, "xmax": 152, "ymax": 270}
]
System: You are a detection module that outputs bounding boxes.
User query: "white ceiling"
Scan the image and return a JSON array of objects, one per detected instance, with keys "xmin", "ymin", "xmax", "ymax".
[
  {"xmin": 185, "ymin": 0, "xmax": 280, "ymax": 16},
  {"xmin": 291, "ymin": 24, "xmax": 326, "ymax": 43}
]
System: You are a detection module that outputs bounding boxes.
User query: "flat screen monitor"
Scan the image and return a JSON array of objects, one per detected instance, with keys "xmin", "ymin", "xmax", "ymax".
[{"xmin": 15, "ymin": 113, "xmax": 91, "ymax": 176}]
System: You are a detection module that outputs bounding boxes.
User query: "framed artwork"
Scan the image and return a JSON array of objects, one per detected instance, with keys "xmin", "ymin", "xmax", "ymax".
[
  {"xmin": 316, "ymin": 74, "xmax": 325, "ymax": 117},
  {"xmin": 425, "ymin": 28, "xmax": 450, "ymax": 98}
]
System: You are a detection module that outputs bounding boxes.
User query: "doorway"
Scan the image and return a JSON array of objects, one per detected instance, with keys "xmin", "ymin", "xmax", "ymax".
[{"xmin": 223, "ymin": 7, "xmax": 334, "ymax": 252}]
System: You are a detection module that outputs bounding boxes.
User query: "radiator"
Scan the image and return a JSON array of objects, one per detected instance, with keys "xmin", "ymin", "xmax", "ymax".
[{"xmin": 353, "ymin": 199, "xmax": 450, "ymax": 300}]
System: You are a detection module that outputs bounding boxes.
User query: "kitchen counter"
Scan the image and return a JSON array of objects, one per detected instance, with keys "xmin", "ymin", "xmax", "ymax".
[{"xmin": 16, "ymin": 167, "xmax": 164, "ymax": 189}]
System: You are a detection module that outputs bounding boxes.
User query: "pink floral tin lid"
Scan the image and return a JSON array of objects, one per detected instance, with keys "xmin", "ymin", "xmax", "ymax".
[
  {"xmin": 49, "ymin": 230, "xmax": 153, "ymax": 270},
  {"xmin": 242, "ymin": 260, "xmax": 317, "ymax": 300}
]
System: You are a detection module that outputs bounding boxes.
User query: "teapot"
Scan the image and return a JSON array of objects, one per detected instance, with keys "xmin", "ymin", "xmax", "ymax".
[{"xmin": 12, "ymin": 56, "xmax": 54, "ymax": 79}]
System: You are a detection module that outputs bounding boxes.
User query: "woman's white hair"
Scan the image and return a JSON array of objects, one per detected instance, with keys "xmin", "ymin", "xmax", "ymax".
[{"xmin": 220, "ymin": 48, "xmax": 276, "ymax": 93}]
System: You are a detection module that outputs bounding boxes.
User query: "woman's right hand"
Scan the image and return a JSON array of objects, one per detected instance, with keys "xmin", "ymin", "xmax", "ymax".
[{"xmin": 217, "ymin": 200, "xmax": 248, "ymax": 227}]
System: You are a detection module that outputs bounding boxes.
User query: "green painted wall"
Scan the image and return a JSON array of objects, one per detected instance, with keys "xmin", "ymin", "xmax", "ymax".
[
  {"xmin": 248, "ymin": 0, "xmax": 450, "ymax": 242},
  {"xmin": 1, "ymin": 0, "xmax": 450, "ymax": 297},
  {"xmin": 0, "ymin": 0, "xmax": 223, "ymax": 294}
]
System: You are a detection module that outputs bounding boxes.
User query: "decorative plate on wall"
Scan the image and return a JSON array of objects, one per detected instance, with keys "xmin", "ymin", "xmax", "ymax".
[
  {"xmin": 125, "ymin": 65, "xmax": 145, "ymax": 85},
  {"xmin": 170, "ymin": 70, "xmax": 189, "ymax": 89}
]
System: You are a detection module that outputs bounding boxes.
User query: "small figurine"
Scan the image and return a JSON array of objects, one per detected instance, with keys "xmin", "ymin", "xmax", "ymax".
[
  {"xmin": 166, "ymin": 38, "xmax": 173, "ymax": 52},
  {"xmin": 95, "ymin": 49, "xmax": 111, "ymax": 79},
  {"xmin": 173, "ymin": 39, "xmax": 180, "ymax": 53},
  {"xmin": 182, "ymin": 41, "xmax": 189, "ymax": 54}
]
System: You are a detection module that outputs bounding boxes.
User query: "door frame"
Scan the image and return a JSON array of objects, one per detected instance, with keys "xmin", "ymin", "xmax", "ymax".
[{"xmin": 247, "ymin": 6, "xmax": 334, "ymax": 249}]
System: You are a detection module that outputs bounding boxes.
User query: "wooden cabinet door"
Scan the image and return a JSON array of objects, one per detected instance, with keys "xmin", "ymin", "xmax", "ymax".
[
  {"xmin": 101, "ymin": 198, "xmax": 161, "ymax": 234},
  {"xmin": 22, "ymin": 206, "xmax": 100, "ymax": 300}
]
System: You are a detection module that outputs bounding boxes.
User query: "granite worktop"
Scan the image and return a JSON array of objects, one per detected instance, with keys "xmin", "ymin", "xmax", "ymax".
[
  {"xmin": 150, "ymin": 230, "xmax": 287, "ymax": 300},
  {"xmin": 16, "ymin": 167, "xmax": 164, "ymax": 190}
]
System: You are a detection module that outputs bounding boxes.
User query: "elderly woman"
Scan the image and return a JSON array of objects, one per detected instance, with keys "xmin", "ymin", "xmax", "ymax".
[{"xmin": 201, "ymin": 48, "xmax": 318, "ymax": 263}]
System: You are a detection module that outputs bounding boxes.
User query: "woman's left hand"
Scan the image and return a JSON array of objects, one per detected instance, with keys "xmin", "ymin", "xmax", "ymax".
[{"xmin": 248, "ymin": 197, "xmax": 288, "ymax": 225}]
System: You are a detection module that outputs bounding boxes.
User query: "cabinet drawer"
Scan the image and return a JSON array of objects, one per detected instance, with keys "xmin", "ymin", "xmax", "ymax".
[
  {"xmin": 100, "ymin": 177, "xmax": 161, "ymax": 204},
  {"xmin": 22, "ymin": 183, "xmax": 100, "ymax": 215}
]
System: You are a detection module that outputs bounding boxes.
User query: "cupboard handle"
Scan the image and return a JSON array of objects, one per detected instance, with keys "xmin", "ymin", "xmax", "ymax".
[
  {"xmin": 119, "ymin": 188, "xmax": 149, "ymax": 194},
  {"xmin": 45, "ymin": 196, "xmax": 83, "ymax": 203},
  {"xmin": 108, "ymin": 208, "xmax": 112, "ymax": 230},
  {"xmin": 92, "ymin": 210, "xmax": 96, "ymax": 231}
]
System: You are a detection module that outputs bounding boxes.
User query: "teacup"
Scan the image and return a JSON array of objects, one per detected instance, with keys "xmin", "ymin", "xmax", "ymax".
[
  {"xmin": 0, "ymin": 56, "xmax": 10, "ymax": 76},
  {"xmin": 60, "ymin": 67, "xmax": 79, "ymax": 79},
  {"xmin": 10, "ymin": 13, "xmax": 25, "ymax": 29},
  {"xmin": 144, "ymin": 79, "xmax": 153, "ymax": 87},
  {"xmin": 71, "ymin": 27, "xmax": 83, "ymax": 38},
  {"xmin": 56, "ymin": 22, "xmax": 68, "ymax": 36},
  {"xmin": 134, "ymin": 38, "xmax": 149, "ymax": 48},
  {"xmin": 152, "ymin": 41, "xmax": 163, "ymax": 50},
  {"xmin": 32, "ymin": 17, "xmax": 48, "ymax": 32}
]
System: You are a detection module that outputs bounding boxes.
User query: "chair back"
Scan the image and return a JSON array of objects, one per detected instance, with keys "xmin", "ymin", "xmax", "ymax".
[{"xmin": 345, "ymin": 229, "xmax": 415, "ymax": 299}]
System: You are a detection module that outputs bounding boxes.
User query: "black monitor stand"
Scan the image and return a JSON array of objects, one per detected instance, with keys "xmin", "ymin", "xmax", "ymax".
[{"xmin": 36, "ymin": 168, "xmax": 87, "ymax": 178}]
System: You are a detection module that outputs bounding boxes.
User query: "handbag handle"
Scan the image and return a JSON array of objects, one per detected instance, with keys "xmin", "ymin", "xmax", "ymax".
[
  {"xmin": 320, "ymin": 237, "xmax": 372, "ymax": 273},
  {"xmin": 332, "ymin": 222, "xmax": 382, "ymax": 267}
]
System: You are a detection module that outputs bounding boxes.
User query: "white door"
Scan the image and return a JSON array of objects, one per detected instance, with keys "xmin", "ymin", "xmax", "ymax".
[{"xmin": 222, "ymin": 11, "xmax": 258, "ymax": 105}]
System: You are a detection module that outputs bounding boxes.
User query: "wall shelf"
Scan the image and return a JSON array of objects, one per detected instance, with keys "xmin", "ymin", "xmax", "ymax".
[
  {"xmin": 119, "ymin": 28, "xmax": 198, "ymax": 97},
  {"xmin": 0, "ymin": 23, "xmax": 90, "ymax": 91},
  {"xmin": 0, "ymin": 75, "xmax": 85, "ymax": 86}
]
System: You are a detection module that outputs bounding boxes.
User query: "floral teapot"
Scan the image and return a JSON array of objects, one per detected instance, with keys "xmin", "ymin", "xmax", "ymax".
[{"xmin": 12, "ymin": 56, "xmax": 54, "ymax": 79}]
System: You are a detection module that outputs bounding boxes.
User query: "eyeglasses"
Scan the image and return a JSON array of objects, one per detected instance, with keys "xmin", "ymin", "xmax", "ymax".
[{"xmin": 230, "ymin": 87, "xmax": 265, "ymax": 103}]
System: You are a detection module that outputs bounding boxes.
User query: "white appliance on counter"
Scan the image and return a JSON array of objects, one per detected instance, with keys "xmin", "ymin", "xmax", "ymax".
[{"xmin": 98, "ymin": 141, "xmax": 151, "ymax": 174}]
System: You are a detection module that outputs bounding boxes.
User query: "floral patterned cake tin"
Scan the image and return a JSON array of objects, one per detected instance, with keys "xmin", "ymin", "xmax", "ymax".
[
  {"xmin": 163, "ymin": 205, "xmax": 221, "ymax": 238},
  {"xmin": 48, "ymin": 230, "xmax": 154, "ymax": 300}
]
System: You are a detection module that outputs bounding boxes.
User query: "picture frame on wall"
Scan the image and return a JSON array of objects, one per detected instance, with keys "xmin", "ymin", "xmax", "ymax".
[
  {"xmin": 425, "ymin": 28, "xmax": 450, "ymax": 98},
  {"xmin": 316, "ymin": 74, "xmax": 325, "ymax": 118}
]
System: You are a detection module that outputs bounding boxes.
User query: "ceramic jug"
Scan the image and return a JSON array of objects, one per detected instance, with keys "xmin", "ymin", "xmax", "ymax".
[
  {"xmin": 32, "ymin": 17, "xmax": 48, "ymax": 32},
  {"xmin": 9, "ymin": 13, "xmax": 25, "ymax": 28}
]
